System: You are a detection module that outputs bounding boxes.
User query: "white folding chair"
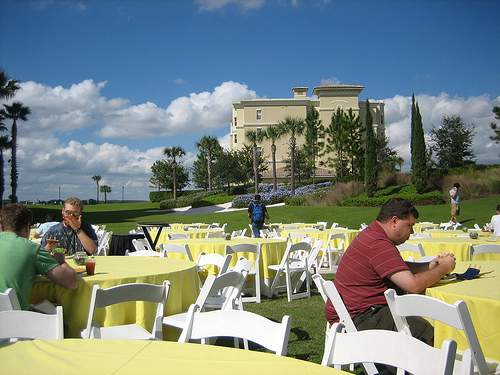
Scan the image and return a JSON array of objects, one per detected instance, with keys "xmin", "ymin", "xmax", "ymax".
[
  {"xmin": 206, "ymin": 232, "xmax": 225, "ymax": 238},
  {"xmin": 81, "ymin": 281, "xmax": 170, "ymax": 340},
  {"xmin": 319, "ymin": 233, "xmax": 345, "ymax": 272},
  {"xmin": 396, "ymin": 242, "xmax": 426, "ymax": 259},
  {"xmin": 159, "ymin": 243, "xmax": 194, "ymax": 261},
  {"xmin": 322, "ymin": 322, "xmax": 457, "ymax": 375},
  {"xmin": 0, "ymin": 288, "xmax": 21, "ymax": 310},
  {"xmin": 441, "ymin": 222, "xmax": 454, "ymax": 230},
  {"xmin": 469, "ymin": 243, "xmax": 500, "ymax": 260},
  {"xmin": 410, "ymin": 232, "xmax": 432, "ymax": 238},
  {"xmin": 0, "ymin": 306, "xmax": 64, "ymax": 340},
  {"xmin": 385, "ymin": 288, "xmax": 488, "ymax": 375},
  {"xmin": 96, "ymin": 230, "xmax": 113, "ymax": 256},
  {"xmin": 168, "ymin": 233, "xmax": 190, "ymax": 240},
  {"xmin": 312, "ymin": 274, "xmax": 378, "ymax": 375},
  {"xmin": 268, "ymin": 241, "xmax": 312, "ymax": 302},
  {"xmin": 178, "ymin": 304, "xmax": 292, "ymax": 356},
  {"xmin": 225, "ymin": 243, "xmax": 262, "ymax": 303},
  {"xmin": 162, "ymin": 270, "xmax": 250, "ymax": 334},
  {"xmin": 406, "ymin": 255, "xmax": 438, "ymax": 263},
  {"xmin": 259, "ymin": 228, "xmax": 270, "ymax": 238},
  {"xmin": 283, "ymin": 225, "xmax": 298, "ymax": 230},
  {"xmin": 195, "ymin": 252, "xmax": 232, "ymax": 289},
  {"xmin": 125, "ymin": 249, "xmax": 161, "ymax": 257},
  {"xmin": 288, "ymin": 232, "xmax": 306, "ymax": 243},
  {"xmin": 132, "ymin": 238, "xmax": 153, "ymax": 251}
]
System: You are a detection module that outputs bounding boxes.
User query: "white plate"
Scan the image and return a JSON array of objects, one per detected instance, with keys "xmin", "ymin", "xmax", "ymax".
[{"xmin": 435, "ymin": 275, "xmax": 457, "ymax": 285}]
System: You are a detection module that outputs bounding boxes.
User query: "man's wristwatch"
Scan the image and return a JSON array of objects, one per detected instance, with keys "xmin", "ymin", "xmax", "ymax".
[{"xmin": 74, "ymin": 227, "xmax": 82, "ymax": 234}]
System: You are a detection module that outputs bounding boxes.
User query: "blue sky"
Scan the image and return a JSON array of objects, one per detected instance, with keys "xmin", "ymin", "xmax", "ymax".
[{"xmin": 0, "ymin": 0, "xmax": 499, "ymax": 202}]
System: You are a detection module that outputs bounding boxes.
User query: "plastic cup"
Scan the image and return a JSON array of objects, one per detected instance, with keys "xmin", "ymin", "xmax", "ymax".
[{"xmin": 85, "ymin": 258, "xmax": 96, "ymax": 275}]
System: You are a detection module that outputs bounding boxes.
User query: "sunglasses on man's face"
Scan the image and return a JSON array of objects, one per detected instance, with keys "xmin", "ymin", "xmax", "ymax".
[{"xmin": 64, "ymin": 210, "xmax": 81, "ymax": 217}]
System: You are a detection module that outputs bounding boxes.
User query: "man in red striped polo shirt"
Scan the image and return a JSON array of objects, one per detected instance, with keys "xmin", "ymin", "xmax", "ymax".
[{"xmin": 325, "ymin": 198, "xmax": 456, "ymax": 344}]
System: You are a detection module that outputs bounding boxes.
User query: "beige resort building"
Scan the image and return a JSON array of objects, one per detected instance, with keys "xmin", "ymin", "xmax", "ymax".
[{"xmin": 230, "ymin": 85, "xmax": 385, "ymax": 183}]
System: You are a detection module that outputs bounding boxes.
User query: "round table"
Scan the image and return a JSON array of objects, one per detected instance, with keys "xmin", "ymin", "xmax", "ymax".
[
  {"xmin": 280, "ymin": 228, "xmax": 360, "ymax": 249},
  {"xmin": 0, "ymin": 339, "xmax": 348, "ymax": 374},
  {"xmin": 422, "ymin": 229, "xmax": 491, "ymax": 238},
  {"xmin": 166, "ymin": 237, "xmax": 287, "ymax": 294},
  {"xmin": 426, "ymin": 261, "xmax": 500, "ymax": 362},
  {"xmin": 406, "ymin": 237, "xmax": 500, "ymax": 262},
  {"xmin": 151, "ymin": 228, "xmax": 225, "ymax": 241},
  {"xmin": 30, "ymin": 257, "xmax": 199, "ymax": 339}
]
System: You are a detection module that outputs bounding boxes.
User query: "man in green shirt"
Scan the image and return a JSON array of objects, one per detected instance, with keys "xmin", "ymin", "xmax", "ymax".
[{"xmin": 0, "ymin": 203, "xmax": 78, "ymax": 310}]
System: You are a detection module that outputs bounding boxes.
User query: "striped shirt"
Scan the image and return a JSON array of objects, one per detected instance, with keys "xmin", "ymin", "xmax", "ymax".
[{"xmin": 325, "ymin": 220, "xmax": 409, "ymax": 323}]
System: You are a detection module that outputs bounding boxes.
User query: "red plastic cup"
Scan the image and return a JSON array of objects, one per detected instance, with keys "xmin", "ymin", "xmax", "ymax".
[{"xmin": 85, "ymin": 258, "xmax": 96, "ymax": 275}]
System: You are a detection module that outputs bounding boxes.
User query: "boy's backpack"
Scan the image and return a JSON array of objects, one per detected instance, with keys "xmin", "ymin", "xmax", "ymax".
[{"xmin": 252, "ymin": 202, "xmax": 264, "ymax": 222}]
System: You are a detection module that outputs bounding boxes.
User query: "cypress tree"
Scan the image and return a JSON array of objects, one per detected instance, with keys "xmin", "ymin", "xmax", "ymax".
[
  {"xmin": 411, "ymin": 100, "xmax": 429, "ymax": 193},
  {"xmin": 364, "ymin": 99, "xmax": 378, "ymax": 197}
]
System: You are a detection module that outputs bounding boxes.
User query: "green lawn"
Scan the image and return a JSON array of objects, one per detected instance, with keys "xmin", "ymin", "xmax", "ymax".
[
  {"xmin": 29, "ymin": 196, "xmax": 500, "ymax": 235},
  {"xmin": 26, "ymin": 196, "xmax": 499, "ymax": 372}
]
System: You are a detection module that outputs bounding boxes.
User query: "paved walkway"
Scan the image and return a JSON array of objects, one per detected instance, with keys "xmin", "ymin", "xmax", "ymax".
[{"xmin": 167, "ymin": 202, "xmax": 285, "ymax": 215}]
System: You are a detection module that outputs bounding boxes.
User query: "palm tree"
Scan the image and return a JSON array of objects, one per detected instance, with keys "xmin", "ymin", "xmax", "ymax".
[
  {"xmin": 100, "ymin": 185, "xmax": 111, "ymax": 203},
  {"xmin": 245, "ymin": 130, "xmax": 265, "ymax": 194},
  {"xmin": 263, "ymin": 126, "xmax": 283, "ymax": 192},
  {"xmin": 195, "ymin": 136, "xmax": 220, "ymax": 192},
  {"xmin": 277, "ymin": 116, "xmax": 305, "ymax": 196},
  {"xmin": 92, "ymin": 175, "xmax": 101, "ymax": 203},
  {"xmin": 1, "ymin": 102, "xmax": 31, "ymax": 203},
  {"xmin": 0, "ymin": 70, "xmax": 20, "ymax": 99},
  {"xmin": 163, "ymin": 146, "xmax": 186, "ymax": 200},
  {"xmin": 0, "ymin": 125, "xmax": 9, "ymax": 208}
]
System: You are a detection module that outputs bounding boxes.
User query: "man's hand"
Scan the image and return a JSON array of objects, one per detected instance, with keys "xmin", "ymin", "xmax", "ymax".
[
  {"xmin": 63, "ymin": 213, "xmax": 81, "ymax": 231},
  {"xmin": 44, "ymin": 235, "xmax": 60, "ymax": 252}
]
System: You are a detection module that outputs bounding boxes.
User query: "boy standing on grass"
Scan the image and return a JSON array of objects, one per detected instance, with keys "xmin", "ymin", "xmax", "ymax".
[{"xmin": 449, "ymin": 182, "xmax": 460, "ymax": 224}]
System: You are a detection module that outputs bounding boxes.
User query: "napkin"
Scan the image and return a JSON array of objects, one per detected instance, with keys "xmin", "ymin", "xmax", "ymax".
[{"xmin": 454, "ymin": 267, "xmax": 481, "ymax": 280}]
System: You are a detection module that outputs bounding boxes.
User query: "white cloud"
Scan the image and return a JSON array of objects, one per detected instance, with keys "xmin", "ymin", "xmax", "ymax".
[
  {"xmin": 196, "ymin": 0, "xmax": 265, "ymax": 11},
  {"xmin": 174, "ymin": 78, "xmax": 186, "ymax": 85},
  {"xmin": 384, "ymin": 93, "xmax": 500, "ymax": 171},
  {"xmin": 1, "ymin": 77, "xmax": 498, "ymax": 202},
  {"xmin": 320, "ymin": 77, "xmax": 341, "ymax": 85}
]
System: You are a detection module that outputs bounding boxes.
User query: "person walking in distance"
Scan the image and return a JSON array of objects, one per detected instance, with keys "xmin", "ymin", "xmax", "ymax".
[{"xmin": 248, "ymin": 194, "xmax": 270, "ymax": 238}]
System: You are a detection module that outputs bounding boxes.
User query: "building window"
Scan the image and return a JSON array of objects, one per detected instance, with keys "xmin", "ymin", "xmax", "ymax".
[
  {"xmin": 234, "ymin": 134, "xmax": 237, "ymax": 143},
  {"xmin": 381, "ymin": 115, "xmax": 384, "ymax": 125},
  {"xmin": 257, "ymin": 128, "xmax": 262, "ymax": 134},
  {"xmin": 256, "ymin": 109, "xmax": 262, "ymax": 120},
  {"xmin": 234, "ymin": 117, "xmax": 237, "ymax": 126}
]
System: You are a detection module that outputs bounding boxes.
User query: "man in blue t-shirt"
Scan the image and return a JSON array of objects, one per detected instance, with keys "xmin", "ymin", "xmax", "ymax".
[{"xmin": 247, "ymin": 194, "xmax": 270, "ymax": 238}]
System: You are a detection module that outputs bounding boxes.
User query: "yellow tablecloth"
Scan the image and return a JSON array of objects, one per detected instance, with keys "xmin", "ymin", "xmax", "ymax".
[
  {"xmin": 30, "ymin": 257, "xmax": 199, "ymax": 339},
  {"xmin": 169, "ymin": 223, "xmax": 209, "ymax": 229},
  {"xmin": 413, "ymin": 222, "xmax": 440, "ymax": 233},
  {"xmin": 406, "ymin": 237, "xmax": 500, "ymax": 262},
  {"xmin": 166, "ymin": 237, "xmax": 287, "ymax": 290},
  {"xmin": 426, "ymin": 261, "xmax": 500, "ymax": 362},
  {"xmin": 422, "ymin": 229, "xmax": 491, "ymax": 238},
  {"xmin": 151, "ymin": 228, "xmax": 224, "ymax": 242},
  {"xmin": 0, "ymin": 339, "xmax": 347, "ymax": 375},
  {"xmin": 280, "ymin": 228, "xmax": 360, "ymax": 249}
]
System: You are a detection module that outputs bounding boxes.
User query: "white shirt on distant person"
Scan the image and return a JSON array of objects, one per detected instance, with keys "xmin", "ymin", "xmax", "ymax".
[{"xmin": 491, "ymin": 213, "xmax": 500, "ymax": 234}]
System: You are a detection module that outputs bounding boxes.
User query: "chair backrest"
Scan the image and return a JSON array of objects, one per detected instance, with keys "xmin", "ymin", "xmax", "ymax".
[
  {"xmin": 179, "ymin": 304, "xmax": 292, "ymax": 356},
  {"xmin": 206, "ymin": 232, "xmax": 225, "ymax": 238},
  {"xmin": 410, "ymin": 232, "xmax": 432, "ymax": 238},
  {"xmin": 308, "ymin": 238, "xmax": 324, "ymax": 270},
  {"xmin": 160, "ymin": 243, "xmax": 194, "ymax": 261},
  {"xmin": 82, "ymin": 281, "xmax": 170, "ymax": 340},
  {"xmin": 97, "ymin": 230, "xmax": 113, "ymax": 256},
  {"xmin": 195, "ymin": 252, "xmax": 232, "ymax": 276},
  {"xmin": 132, "ymin": 238, "xmax": 152, "ymax": 251},
  {"xmin": 326, "ymin": 233, "xmax": 346, "ymax": 250},
  {"xmin": 322, "ymin": 322, "xmax": 457, "ymax": 375},
  {"xmin": 168, "ymin": 233, "xmax": 190, "ymax": 240},
  {"xmin": 312, "ymin": 275, "xmax": 378, "ymax": 375},
  {"xmin": 384, "ymin": 288, "xmax": 488, "ymax": 375},
  {"xmin": 195, "ymin": 269, "xmax": 250, "ymax": 311},
  {"xmin": 406, "ymin": 255, "xmax": 438, "ymax": 263},
  {"xmin": 469, "ymin": 243, "xmax": 500, "ymax": 261},
  {"xmin": 396, "ymin": 242, "xmax": 425, "ymax": 257},
  {"xmin": 0, "ymin": 306, "xmax": 64, "ymax": 340},
  {"xmin": 420, "ymin": 226, "xmax": 436, "ymax": 232},
  {"xmin": 283, "ymin": 225, "xmax": 298, "ymax": 230},
  {"xmin": 440, "ymin": 222, "xmax": 454, "ymax": 230},
  {"xmin": 0, "ymin": 288, "xmax": 21, "ymax": 310},
  {"xmin": 288, "ymin": 232, "xmax": 306, "ymax": 242},
  {"xmin": 125, "ymin": 249, "xmax": 160, "ymax": 257},
  {"xmin": 225, "ymin": 243, "xmax": 261, "ymax": 265}
]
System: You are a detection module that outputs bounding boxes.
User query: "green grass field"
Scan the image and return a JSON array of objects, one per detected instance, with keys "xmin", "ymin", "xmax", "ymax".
[
  {"xmin": 26, "ymin": 196, "xmax": 499, "ymax": 372},
  {"xmin": 29, "ymin": 195, "xmax": 500, "ymax": 235}
]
